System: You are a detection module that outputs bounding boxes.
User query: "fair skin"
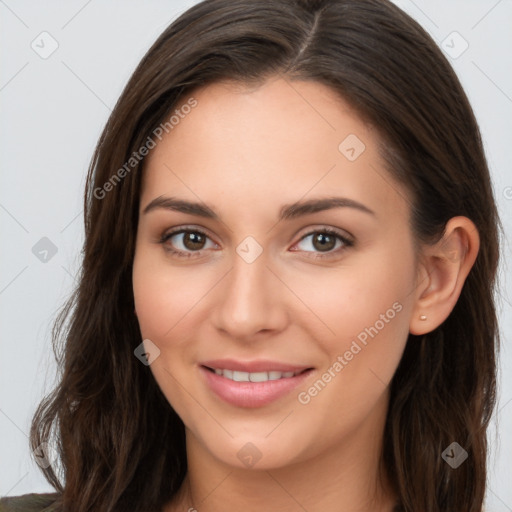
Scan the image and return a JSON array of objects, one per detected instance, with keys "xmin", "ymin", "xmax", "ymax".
[{"xmin": 132, "ymin": 76, "xmax": 479, "ymax": 512}]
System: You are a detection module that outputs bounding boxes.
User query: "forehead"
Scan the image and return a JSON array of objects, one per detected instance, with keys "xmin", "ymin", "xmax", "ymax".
[{"xmin": 140, "ymin": 77, "xmax": 410, "ymax": 225}]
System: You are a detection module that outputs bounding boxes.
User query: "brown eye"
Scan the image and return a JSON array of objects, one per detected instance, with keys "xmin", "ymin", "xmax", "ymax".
[
  {"xmin": 181, "ymin": 231, "xmax": 206, "ymax": 250},
  {"xmin": 292, "ymin": 228, "xmax": 354, "ymax": 258},
  {"xmin": 311, "ymin": 232, "xmax": 337, "ymax": 252},
  {"xmin": 160, "ymin": 228, "xmax": 217, "ymax": 257}
]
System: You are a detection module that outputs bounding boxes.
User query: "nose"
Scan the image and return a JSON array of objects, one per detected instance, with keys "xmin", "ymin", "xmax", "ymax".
[{"xmin": 211, "ymin": 248, "xmax": 289, "ymax": 341}]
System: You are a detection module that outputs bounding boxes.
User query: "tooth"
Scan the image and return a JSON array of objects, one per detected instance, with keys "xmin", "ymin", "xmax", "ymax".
[
  {"xmin": 249, "ymin": 371, "xmax": 269, "ymax": 382},
  {"xmin": 232, "ymin": 371, "xmax": 250, "ymax": 382},
  {"xmin": 214, "ymin": 368, "xmax": 301, "ymax": 381}
]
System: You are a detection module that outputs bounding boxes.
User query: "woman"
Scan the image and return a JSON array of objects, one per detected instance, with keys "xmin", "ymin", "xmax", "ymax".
[{"xmin": 0, "ymin": 0, "xmax": 500, "ymax": 510}]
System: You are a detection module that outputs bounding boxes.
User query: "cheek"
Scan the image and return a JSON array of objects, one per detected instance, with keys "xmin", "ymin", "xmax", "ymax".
[
  {"xmin": 133, "ymin": 250, "xmax": 212, "ymax": 340},
  {"xmin": 287, "ymin": 246, "xmax": 414, "ymax": 342},
  {"xmin": 132, "ymin": 250, "xmax": 202, "ymax": 422},
  {"xmin": 289, "ymin": 244, "xmax": 415, "ymax": 399}
]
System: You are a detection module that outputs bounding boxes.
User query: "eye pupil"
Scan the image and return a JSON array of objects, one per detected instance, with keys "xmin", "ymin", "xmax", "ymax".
[{"xmin": 313, "ymin": 233, "xmax": 335, "ymax": 252}]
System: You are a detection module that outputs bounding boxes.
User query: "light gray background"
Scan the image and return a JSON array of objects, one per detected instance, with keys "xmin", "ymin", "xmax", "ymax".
[{"xmin": 1, "ymin": 0, "xmax": 511, "ymax": 509}]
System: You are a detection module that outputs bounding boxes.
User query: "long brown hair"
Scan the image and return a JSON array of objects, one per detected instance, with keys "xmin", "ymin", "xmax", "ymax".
[{"xmin": 30, "ymin": 0, "xmax": 500, "ymax": 510}]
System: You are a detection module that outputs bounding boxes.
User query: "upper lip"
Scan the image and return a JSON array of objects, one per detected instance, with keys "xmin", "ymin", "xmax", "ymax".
[{"xmin": 200, "ymin": 359, "xmax": 313, "ymax": 373}]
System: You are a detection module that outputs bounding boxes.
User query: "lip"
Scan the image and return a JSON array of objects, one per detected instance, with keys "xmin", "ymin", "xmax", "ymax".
[
  {"xmin": 199, "ymin": 361, "xmax": 314, "ymax": 408},
  {"xmin": 200, "ymin": 358, "xmax": 311, "ymax": 373}
]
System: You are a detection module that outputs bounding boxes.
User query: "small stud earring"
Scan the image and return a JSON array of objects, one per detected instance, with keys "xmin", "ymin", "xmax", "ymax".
[{"xmin": 420, "ymin": 315, "xmax": 427, "ymax": 321}]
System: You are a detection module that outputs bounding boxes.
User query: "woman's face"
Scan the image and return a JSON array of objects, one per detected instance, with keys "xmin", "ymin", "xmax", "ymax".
[{"xmin": 133, "ymin": 77, "xmax": 418, "ymax": 470}]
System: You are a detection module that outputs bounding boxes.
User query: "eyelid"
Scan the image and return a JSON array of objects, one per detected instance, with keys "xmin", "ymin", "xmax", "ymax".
[
  {"xmin": 160, "ymin": 225, "xmax": 216, "ymax": 244},
  {"xmin": 293, "ymin": 225, "xmax": 354, "ymax": 245}
]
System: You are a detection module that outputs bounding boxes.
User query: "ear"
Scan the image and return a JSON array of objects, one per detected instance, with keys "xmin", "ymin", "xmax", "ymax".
[{"xmin": 409, "ymin": 216, "xmax": 480, "ymax": 335}]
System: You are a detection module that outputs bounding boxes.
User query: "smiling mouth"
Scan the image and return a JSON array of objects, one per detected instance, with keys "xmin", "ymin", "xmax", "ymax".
[
  {"xmin": 202, "ymin": 366, "xmax": 312, "ymax": 382},
  {"xmin": 199, "ymin": 364, "xmax": 315, "ymax": 407}
]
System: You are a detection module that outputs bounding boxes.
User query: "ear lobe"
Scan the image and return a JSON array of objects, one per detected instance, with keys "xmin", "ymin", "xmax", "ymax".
[{"xmin": 409, "ymin": 216, "xmax": 480, "ymax": 335}]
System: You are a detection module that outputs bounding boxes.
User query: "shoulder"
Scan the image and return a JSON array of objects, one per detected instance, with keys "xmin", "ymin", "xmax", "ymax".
[{"xmin": 0, "ymin": 493, "xmax": 60, "ymax": 512}]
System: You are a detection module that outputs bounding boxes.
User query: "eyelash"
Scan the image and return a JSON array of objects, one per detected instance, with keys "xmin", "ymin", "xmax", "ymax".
[{"xmin": 159, "ymin": 226, "xmax": 354, "ymax": 260}]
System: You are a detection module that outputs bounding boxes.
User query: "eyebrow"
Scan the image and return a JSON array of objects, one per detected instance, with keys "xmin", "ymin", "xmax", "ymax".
[{"xmin": 142, "ymin": 195, "xmax": 375, "ymax": 220}]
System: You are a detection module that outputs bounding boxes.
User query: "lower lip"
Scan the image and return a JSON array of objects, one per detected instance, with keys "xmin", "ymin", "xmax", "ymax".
[{"xmin": 199, "ymin": 366, "xmax": 314, "ymax": 408}]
